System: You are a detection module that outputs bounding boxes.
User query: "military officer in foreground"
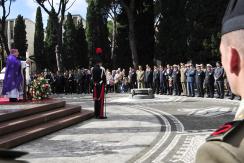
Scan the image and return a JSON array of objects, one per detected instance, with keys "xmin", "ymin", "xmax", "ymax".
[{"xmin": 196, "ymin": 0, "xmax": 244, "ymax": 162}]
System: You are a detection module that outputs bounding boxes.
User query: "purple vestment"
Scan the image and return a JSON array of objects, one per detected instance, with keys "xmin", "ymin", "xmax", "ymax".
[{"xmin": 2, "ymin": 54, "xmax": 23, "ymax": 95}]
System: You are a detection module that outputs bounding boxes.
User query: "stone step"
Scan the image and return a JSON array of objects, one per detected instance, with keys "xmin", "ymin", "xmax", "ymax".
[
  {"xmin": 0, "ymin": 110, "xmax": 94, "ymax": 149},
  {"xmin": 0, "ymin": 100, "xmax": 66, "ymax": 123},
  {"xmin": 0, "ymin": 104, "xmax": 81, "ymax": 136}
]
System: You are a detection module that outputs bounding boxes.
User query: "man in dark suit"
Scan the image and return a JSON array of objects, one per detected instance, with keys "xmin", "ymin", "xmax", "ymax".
[
  {"xmin": 205, "ymin": 64, "xmax": 215, "ymax": 98},
  {"xmin": 195, "ymin": 64, "xmax": 205, "ymax": 97},
  {"xmin": 214, "ymin": 61, "xmax": 225, "ymax": 99},
  {"xmin": 172, "ymin": 65, "xmax": 181, "ymax": 96},
  {"xmin": 153, "ymin": 66, "xmax": 160, "ymax": 94},
  {"xmin": 145, "ymin": 65, "xmax": 153, "ymax": 89}
]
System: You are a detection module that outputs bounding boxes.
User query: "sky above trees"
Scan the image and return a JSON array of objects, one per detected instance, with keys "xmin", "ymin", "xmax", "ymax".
[{"xmin": 8, "ymin": 0, "xmax": 87, "ymax": 25}]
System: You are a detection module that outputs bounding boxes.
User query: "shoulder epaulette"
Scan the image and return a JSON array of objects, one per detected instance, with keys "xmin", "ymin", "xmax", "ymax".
[{"xmin": 206, "ymin": 120, "xmax": 244, "ymax": 142}]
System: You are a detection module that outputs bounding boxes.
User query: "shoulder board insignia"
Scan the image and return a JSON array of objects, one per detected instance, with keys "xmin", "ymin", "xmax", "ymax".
[{"xmin": 206, "ymin": 120, "xmax": 244, "ymax": 142}]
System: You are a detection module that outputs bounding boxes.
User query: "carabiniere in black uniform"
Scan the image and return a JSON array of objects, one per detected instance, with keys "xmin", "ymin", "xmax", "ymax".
[{"xmin": 92, "ymin": 48, "xmax": 106, "ymax": 119}]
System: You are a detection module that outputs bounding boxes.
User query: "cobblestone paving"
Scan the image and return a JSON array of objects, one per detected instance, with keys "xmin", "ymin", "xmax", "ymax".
[{"xmin": 14, "ymin": 93, "xmax": 238, "ymax": 163}]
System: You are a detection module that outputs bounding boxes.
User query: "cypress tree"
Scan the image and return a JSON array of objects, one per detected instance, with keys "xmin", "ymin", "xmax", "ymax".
[
  {"xmin": 75, "ymin": 20, "xmax": 89, "ymax": 68},
  {"xmin": 86, "ymin": 0, "xmax": 96, "ymax": 65},
  {"xmin": 44, "ymin": 10, "xmax": 58, "ymax": 71},
  {"xmin": 135, "ymin": 0, "xmax": 154, "ymax": 66},
  {"xmin": 114, "ymin": 9, "xmax": 132, "ymax": 69},
  {"xmin": 157, "ymin": 0, "xmax": 188, "ymax": 65},
  {"xmin": 14, "ymin": 15, "xmax": 28, "ymax": 59},
  {"xmin": 63, "ymin": 13, "xmax": 76, "ymax": 70},
  {"xmin": 86, "ymin": 0, "xmax": 111, "ymax": 67},
  {"xmin": 34, "ymin": 7, "xmax": 45, "ymax": 72}
]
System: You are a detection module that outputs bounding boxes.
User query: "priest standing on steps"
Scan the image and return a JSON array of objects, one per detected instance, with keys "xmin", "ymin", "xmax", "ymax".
[{"xmin": 2, "ymin": 49, "xmax": 30, "ymax": 102}]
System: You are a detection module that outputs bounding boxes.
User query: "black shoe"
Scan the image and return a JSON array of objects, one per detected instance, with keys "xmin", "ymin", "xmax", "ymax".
[{"xmin": 9, "ymin": 98, "xmax": 18, "ymax": 102}]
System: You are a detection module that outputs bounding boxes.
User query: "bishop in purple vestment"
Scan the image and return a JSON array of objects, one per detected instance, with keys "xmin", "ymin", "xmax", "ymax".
[{"xmin": 2, "ymin": 49, "xmax": 23, "ymax": 102}]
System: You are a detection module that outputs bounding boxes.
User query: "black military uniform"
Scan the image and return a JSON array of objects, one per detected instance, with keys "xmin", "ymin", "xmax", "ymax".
[{"xmin": 92, "ymin": 48, "xmax": 106, "ymax": 119}]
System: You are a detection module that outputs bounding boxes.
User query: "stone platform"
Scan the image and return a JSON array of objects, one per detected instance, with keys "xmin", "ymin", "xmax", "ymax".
[
  {"xmin": 130, "ymin": 88, "xmax": 155, "ymax": 99},
  {"xmin": 0, "ymin": 99, "xmax": 94, "ymax": 149}
]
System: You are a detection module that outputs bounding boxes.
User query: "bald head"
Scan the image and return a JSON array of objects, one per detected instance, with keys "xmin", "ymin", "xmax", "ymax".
[{"xmin": 221, "ymin": 30, "xmax": 244, "ymax": 55}]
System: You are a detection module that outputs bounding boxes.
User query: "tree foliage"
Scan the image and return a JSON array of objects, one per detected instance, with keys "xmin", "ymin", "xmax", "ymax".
[
  {"xmin": 86, "ymin": 0, "xmax": 111, "ymax": 67},
  {"xmin": 35, "ymin": 0, "xmax": 77, "ymax": 71},
  {"xmin": 156, "ymin": 0, "xmax": 229, "ymax": 65},
  {"xmin": 135, "ymin": 0, "xmax": 154, "ymax": 66},
  {"xmin": 0, "ymin": 0, "xmax": 16, "ymax": 62},
  {"xmin": 44, "ymin": 11, "xmax": 58, "ymax": 70},
  {"xmin": 14, "ymin": 15, "xmax": 28, "ymax": 59},
  {"xmin": 34, "ymin": 7, "xmax": 45, "ymax": 72},
  {"xmin": 75, "ymin": 20, "xmax": 89, "ymax": 68},
  {"xmin": 63, "ymin": 12, "xmax": 76, "ymax": 70}
]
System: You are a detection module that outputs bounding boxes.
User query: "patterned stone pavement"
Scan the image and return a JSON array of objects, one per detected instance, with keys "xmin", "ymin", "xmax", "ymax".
[{"xmin": 14, "ymin": 93, "xmax": 238, "ymax": 163}]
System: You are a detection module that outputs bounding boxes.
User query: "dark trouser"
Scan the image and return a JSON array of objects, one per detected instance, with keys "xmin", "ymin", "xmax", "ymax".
[
  {"xmin": 145, "ymin": 82, "xmax": 153, "ymax": 89},
  {"xmin": 196, "ymin": 82, "xmax": 204, "ymax": 97},
  {"xmin": 94, "ymin": 84, "xmax": 102, "ymax": 118},
  {"xmin": 160, "ymin": 81, "xmax": 167, "ymax": 94},
  {"xmin": 216, "ymin": 81, "xmax": 224, "ymax": 98},
  {"xmin": 84, "ymin": 81, "xmax": 88, "ymax": 94},
  {"xmin": 187, "ymin": 82, "xmax": 195, "ymax": 97},
  {"xmin": 173, "ymin": 81, "xmax": 181, "ymax": 95},
  {"xmin": 64, "ymin": 83, "xmax": 69, "ymax": 94},
  {"xmin": 205, "ymin": 82, "xmax": 214, "ymax": 98},
  {"xmin": 130, "ymin": 81, "xmax": 137, "ymax": 89},
  {"xmin": 153, "ymin": 81, "xmax": 160, "ymax": 94}
]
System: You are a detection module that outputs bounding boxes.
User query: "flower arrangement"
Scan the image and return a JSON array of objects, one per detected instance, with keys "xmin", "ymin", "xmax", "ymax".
[{"xmin": 29, "ymin": 77, "xmax": 51, "ymax": 100}]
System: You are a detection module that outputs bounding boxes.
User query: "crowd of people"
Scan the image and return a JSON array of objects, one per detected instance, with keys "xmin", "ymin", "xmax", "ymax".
[{"xmin": 36, "ymin": 61, "xmax": 240, "ymax": 100}]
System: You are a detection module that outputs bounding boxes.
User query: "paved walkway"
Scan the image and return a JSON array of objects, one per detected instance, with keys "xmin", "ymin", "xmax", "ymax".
[{"xmin": 14, "ymin": 94, "xmax": 238, "ymax": 163}]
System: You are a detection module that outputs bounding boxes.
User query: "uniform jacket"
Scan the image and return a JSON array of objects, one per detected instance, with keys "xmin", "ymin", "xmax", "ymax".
[
  {"xmin": 153, "ymin": 70, "xmax": 160, "ymax": 84},
  {"xmin": 92, "ymin": 65, "xmax": 106, "ymax": 84},
  {"xmin": 136, "ymin": 70, "xmax": 144, "ymax": 82},
  {"xmin": 160, "ymin": 70, "xmax": 166, "ymax": 83},
  {"xmin": 172, "ymin": 69, "xmax": 180, "ymax": 83},
  {"xmin": 186, "ymin": 68, "xmax": 196, "ymax": 83},
  {"xmin": 214, "ymin": 67, "xmax": 225, "ymax": 81},
  {"xmin": 195, "ymin": 101, "xmax": 244, "ymax": 163},
  {"xmin": 195, "ymin": 70, "xmax": 205, "ymax": 84},
  {"xmin": 145, "ymin": 70, "xmax": 153, "ymax": 83},
  {"xmin": 180, "ymin": 68, "xmax": 187, "ymax": 83},
  {"xmin": 205, "ymin": 69, "xmax": 215, "ymax": 84},
  {"xmin": 165, "ymin": 68, "xmax": 172, "ymax": 80}
]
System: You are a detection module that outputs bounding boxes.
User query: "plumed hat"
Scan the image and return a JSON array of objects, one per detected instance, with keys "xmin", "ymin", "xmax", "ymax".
[{"xmin": 94, "ymin": 48, "xmax": 103, "ymax": 63}]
